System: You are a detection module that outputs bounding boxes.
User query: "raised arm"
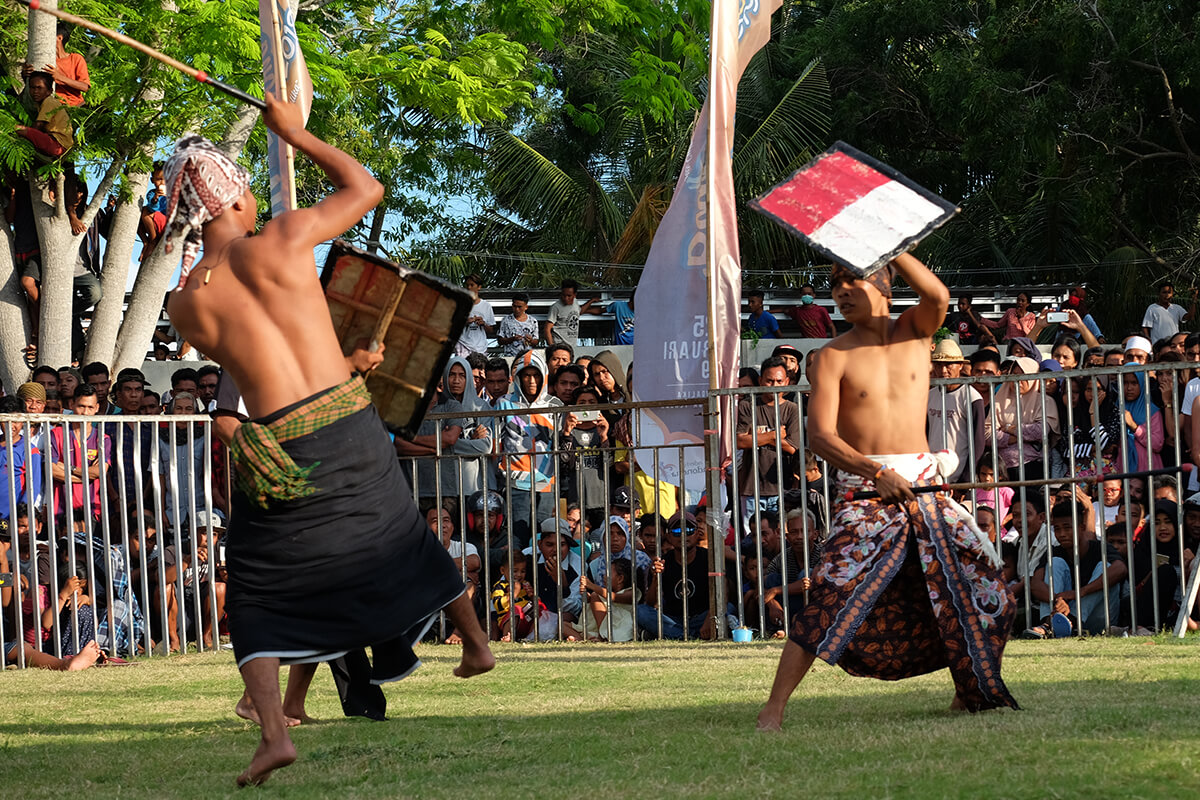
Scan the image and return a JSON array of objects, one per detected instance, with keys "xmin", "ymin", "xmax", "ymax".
[
  {"xmin": 892, "ymin": 253, "xmax": 949, "ymax": 338},
  {"xmin": 261, "ymin": 92, "xmax": 383, "ymax": 248}
]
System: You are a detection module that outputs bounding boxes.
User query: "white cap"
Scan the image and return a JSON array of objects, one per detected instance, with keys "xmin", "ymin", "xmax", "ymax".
[{"xmin": 1124, "ymin": 336, "xmax": 1152, "ymax": 354}]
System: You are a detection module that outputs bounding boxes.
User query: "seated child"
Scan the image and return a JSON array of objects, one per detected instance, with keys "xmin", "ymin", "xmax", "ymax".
[
  {"xmin": 490, "ymin": 557, "xmax": 538, "ymax": 642},
  {"xmin": 574, "ymin": 558, "xmax": 639, "ymax": 642}
]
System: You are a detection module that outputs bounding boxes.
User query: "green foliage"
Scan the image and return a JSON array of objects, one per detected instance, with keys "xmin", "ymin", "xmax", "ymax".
[{"xmin": 454, "ymin": 1, "xmax": 831, "ymax": 287}]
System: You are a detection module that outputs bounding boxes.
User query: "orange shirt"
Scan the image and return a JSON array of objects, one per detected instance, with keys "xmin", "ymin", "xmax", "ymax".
[{"xmin": 55, "ymin": 52, "xmax": 88, "ymax": 107}]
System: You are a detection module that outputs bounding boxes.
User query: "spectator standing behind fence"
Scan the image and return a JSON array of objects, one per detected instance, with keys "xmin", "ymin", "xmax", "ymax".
[
  {"xmin": 559, "ymin": 385, "xmax": 610, "ymax": 521},
  {"xmin": 1055, "ymin": 378, "xmax": 1120, "ymax": 480},
  {"xmin": 0, "ymin": 396, "xmax": 42, "ymax": 520},
  {"xmin": 927, "ymin": 339, "xmax": 982, "ymax": 483},
  {"xmin": 496, "ymin": 291, "xmax": 539, "ymax": 356},
  {"xmin": 984, "ymin": 357, "xmax": 1059, "ymax": 481},
  {"xmin": 157, "ymin": 392, "xmax": 207, "ymax": 531},
  {"xmin": 110, "ymin": 369, "xmax": 154, "ymax": 509},
  {"xmin": 440, "ymin": 356, "xmax": 494, "ymax": 498},
  {"xmin": 743, "ymin": 289, "xmax": 780, "ymax": 339},
  {"xmin": 49, "ymin": 385, "xmax": 109, "ymax": 518},
  {"xmin": 545, "ymin": 279, "xmax": 597, "ymax": 347},
  {"xmin": 1121, "ymin": 372, "xmax": 1163, "ymax": 472},
  {"xmin": 588, "ymin": 351, "xmax": 628, "ymax": 427},
  {"xmin": 1142, "ymin": 283, "xmax": 1195, "ymax": 344},
  {"xmin": 735, "ymin": 357, "xmax": 800, "ymax": 510},
  {"xmin": 611, "ymin": 365, "xmax": 678, "ymax": 520},
  {"xmin": 497, "ymin": 351, "xmax": 558, "ymax": 545},
  {"xmin": 455, "ymin": 274, "xmax": 495, "ymax": 356},
  {"xmin": 785, "ymin": 284, "xmax": 835, "ymax": 338},
  {"xmin": 394, "ymin": 364, "xmax": 465, "ymax": 500}
]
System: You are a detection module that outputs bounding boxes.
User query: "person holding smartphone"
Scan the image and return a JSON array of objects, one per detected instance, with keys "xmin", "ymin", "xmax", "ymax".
[{"xmin": 559, "ymin": 386, "xmax": 610, "ymax": 521}]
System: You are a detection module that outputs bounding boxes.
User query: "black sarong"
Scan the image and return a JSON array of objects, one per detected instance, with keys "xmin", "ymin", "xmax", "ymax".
[{"xmin": 226, "ymin": 384, "xmax": 464, "ymax": 683}]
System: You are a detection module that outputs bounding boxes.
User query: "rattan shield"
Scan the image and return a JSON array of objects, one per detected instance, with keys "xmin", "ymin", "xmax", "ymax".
[{"xmin": 320, "ymin": 240, "xmax": 471, "ymax": 437}]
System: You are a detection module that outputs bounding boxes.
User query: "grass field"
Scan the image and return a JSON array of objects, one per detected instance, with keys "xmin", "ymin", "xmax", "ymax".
[{"xmin": 2, "ymin": 638, "xmax": 1200, "ymax": 798}]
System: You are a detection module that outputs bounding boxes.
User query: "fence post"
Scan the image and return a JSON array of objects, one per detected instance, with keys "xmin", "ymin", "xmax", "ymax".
[{"xmin": 706, "ymin": 392, "xmax": 728, "ymax": 639}]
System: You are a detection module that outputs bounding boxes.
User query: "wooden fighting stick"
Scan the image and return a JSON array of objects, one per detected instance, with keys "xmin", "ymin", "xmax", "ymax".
[
  {"xmin": 845, "ymin": 464, "xmax": 1193, "ymax": 502},
  {"xmin": 16, "ymin": 0, "xmax": 267, "ymax": 110}
]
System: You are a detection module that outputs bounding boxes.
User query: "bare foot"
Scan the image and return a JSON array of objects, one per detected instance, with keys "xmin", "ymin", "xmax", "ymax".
[
  {"xmin": 499, "ymin": 633, "xmax": 512, "ymax": 643},
  {"xmin": 67, "ymin": 640, "xmax": 101, "ymax": 671},
  {"xmin": 281, "ymin": 708, "xmax": 317, "ymax": 726},
  {"xmin": 756, "ymin": 704, "xmax": 783, "ymax": 732},
  {"xmin": 949, "ymin": 695, "xmax": 968, "ymax": 712},
  {"xmin": 236, "ymin": 736, "xmax": 297, "ymax": 787},
  {"xmin": 444, "ymin": 632, "xmax": 463, "ymax": 644},
  {"xmin": 453, "ymin": 640, "xmax": 495, "ymax": 678},
  {"xmin": 238, "ymin": 696, "xmax": 303, "ymax": 727}
]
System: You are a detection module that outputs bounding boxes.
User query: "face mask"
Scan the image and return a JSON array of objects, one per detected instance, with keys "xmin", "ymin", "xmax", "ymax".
[{"xmin": 801, "ymin": 294, "xmax": 814, "ymax": 305}]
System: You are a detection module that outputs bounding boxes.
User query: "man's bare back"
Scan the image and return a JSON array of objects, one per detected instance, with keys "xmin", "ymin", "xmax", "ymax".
[
  {"xmin": 166, "ymin": 229, "xmax": 351, "ymax": 419},
  {"xmin": 165, "ymin": 94, "xmax": 381, "ymax": 420}
]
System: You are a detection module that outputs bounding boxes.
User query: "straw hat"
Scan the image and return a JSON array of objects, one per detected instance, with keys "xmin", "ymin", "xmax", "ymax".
[{"xmin": 930, "ymin": 339, "xmax": 966, "ymax": 363}]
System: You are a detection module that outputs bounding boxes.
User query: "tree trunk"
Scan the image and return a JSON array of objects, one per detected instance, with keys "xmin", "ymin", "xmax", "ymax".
[
  {"xmin": 220, "ymin": 103, "xmax": 260, "ymax": 158},
  {"xmin": 111, "ymin": 236, "xmax": 178, "ymax": 375},
  {"xmin": 26, "ymin": 1, "xmax": 56, "ymax": 71},
  {"xmin": 83, "ymin": 173, "xmax": 149, "ymax": 367},
  {"xmin": 33, "ymin": 175, "xmax": 78, "ymax": 368},
  {"xmin": 84, "ymin": 79, "xmax": 166, "ymax": 368},
  {"xmin": 0, "ymin": 227, "xmax": 32, "ymax": 391}
]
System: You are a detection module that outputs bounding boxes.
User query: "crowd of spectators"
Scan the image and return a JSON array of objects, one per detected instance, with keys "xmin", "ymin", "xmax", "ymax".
[
  {"xmin": 7, "ymin": 268, "xmax": 1200, "ymax": 656},
  {"xmin": 1, "ymin": 359, "xmax": 227, "ymax": 669}
]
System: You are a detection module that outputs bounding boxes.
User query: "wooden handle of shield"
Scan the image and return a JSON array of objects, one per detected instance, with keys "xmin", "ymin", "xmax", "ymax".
[{"xmin": 845, "ymin": 464, "xmax": 1191, "ymax": 502}]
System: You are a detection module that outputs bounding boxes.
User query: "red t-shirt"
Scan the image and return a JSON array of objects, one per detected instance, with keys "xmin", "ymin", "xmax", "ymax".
[{"xmin": 55, "ymin": 52, "xmax": 88, "ymax": 107}]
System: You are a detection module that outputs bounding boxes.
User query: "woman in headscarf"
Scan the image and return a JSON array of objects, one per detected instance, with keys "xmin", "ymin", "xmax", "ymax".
[
  {"xmin": 1006, "ymin": 336, "xmax": 1039, "ymax": 361},
  {"xmin": 984, "ymin": 356, "xmax": 1061, "ymax": 481},
  {"xmin": 1055, "ymin": 374, "xmax": 1121, "ymax": 479},
  {"xmin": 1128, "ymin": 500, "xmax": 1188, "ymax": 631},
  {"xmin": 1120, "ymin": 371, "xmax": 1163, "ymax": 472},
  {"xmin": 441, "ymin": 355, "xmax": 494, "ymax": 498}
]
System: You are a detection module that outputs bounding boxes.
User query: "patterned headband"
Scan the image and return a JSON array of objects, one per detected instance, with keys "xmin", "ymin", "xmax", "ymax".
[
  {"xmin": 163, "ymin": 135, "xmax": 251, "ymax": 290},
  {"xmin": 829, "ymin": 261, "xmax": 895, "ymax": 299}
]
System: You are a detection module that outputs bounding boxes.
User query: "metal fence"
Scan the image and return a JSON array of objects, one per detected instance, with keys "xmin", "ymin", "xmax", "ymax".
[
  {"xmin": 1, "ymin": 413, "xmax": 222, "ymax": 667},
  {"xmin": 4, "ymin": 361, "xmax": 1197, "ymax": 669}
]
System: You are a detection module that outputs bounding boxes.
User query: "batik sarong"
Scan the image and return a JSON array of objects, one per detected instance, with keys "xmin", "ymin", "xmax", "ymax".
[
  {"xmin": 791, "ymin": 452, "xmax": 1018, "ymax": 711},
  {"xmin": 226, "ymin": 376, "xmax": 465, "ymax": 683}
]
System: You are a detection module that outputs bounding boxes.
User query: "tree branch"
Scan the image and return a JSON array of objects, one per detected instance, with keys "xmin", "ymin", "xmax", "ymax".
[{"xmin": 1129, "ymin": 59, "xmax": 1197, "ymax": 164}]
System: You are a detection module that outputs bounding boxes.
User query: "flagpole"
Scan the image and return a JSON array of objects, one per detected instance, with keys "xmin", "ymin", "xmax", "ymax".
[
  {"xmin": 703, "ymin": 0, "xmax": 728, "ymax": 639},
  {"xmin": 265, "ymin": 0, "xmax": 298, "ymax": 211}
]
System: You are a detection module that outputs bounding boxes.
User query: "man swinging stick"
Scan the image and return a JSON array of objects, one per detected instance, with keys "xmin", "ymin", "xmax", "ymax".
[
  {"xmin": 164, "ymin": 94, "xmax": 493, "ymax": 785},
  {"xmin": 757, "ymin": 253, "xmax": 1017, "ymax": 731}
]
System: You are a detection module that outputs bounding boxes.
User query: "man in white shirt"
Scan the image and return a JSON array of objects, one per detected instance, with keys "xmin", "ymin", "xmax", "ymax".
[
  {"xmin": 456, "ymin": 273, "xmax": 495, "ymax": 356},
  {"xmin": 544, "ymin": 278, "xmax": 597, "ymax": 347},
  {"xmin": 926, "ymin": 339, "xmax": 983, "ymax": 482},
  {"xmin": 1142, "ymin": 282, "xmax": 1195, "ymax": 343}
]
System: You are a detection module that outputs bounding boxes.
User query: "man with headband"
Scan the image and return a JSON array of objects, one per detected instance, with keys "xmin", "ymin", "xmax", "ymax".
[
  {"xmin": 164, "ymin": 94, "xmax": 493, "ymax": 786},
  {"xmin": 758, "ymin": 252, "xmax": 1017, "ymax": 731}
]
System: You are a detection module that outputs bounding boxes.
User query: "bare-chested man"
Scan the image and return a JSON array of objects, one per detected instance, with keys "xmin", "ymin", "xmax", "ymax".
[
  {"xmin": 164, "ymin": 94, "xmax": 493, "ymax": 785},
  {"xmin": 757, "ymin": 253, "xmax": 1017, "ymax": 731}
]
